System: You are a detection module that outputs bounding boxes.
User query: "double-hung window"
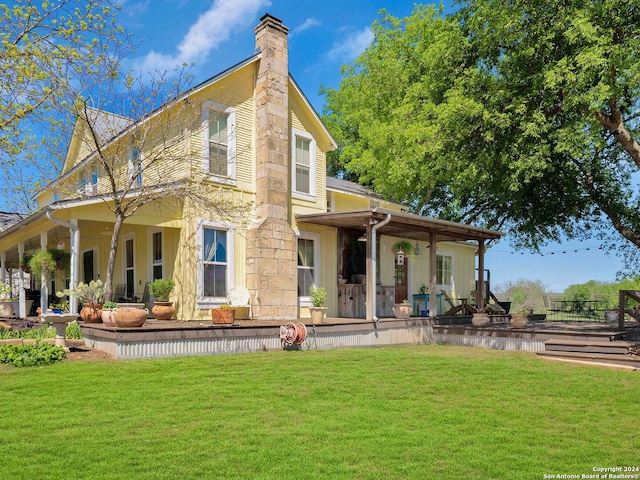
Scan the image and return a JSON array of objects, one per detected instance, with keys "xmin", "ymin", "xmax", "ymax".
[
  {"xmin": 436, "ymin": 253, "xmax": 453, "ymax": 287},
  {"xmin": 297, "ymin": 232, "xmax": 320, "ymax": 304},
  {"xmin": 291, "ymin": 128, "xmax": 316, "ymax": 199},
  {"xmin": 128, "ymin": 147, "xmax": 143, "ymax": 188},
  {"xmin": 202, "ymin": 101, "xmax": 236, "ymax": 182},
  {"xmin": 197, "ymin": 220, "xmax": 234, "ymax": 306},
  {"xmin": 80, "ymin": 163, "xmax": 98, "ymax": 194}
]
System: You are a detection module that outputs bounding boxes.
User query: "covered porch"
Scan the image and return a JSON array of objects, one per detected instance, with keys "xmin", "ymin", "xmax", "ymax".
[
  {"xmin": 0, "ymin": 203, "xmax": 182, "ymax": 318},
  {"xmin": 296, "ymin": 207, "xmax": 504, "ymax": 322}
]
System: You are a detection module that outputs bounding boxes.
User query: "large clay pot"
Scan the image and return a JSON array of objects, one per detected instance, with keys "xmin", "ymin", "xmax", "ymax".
[
  {"xmin": 152, "ymin": 301, "xmax": 176, "ymax": 320},
  {"xmin": 392, "ymin": 304, "xmax": 412, "ymax": 319},
  {"xmin": 309, "ymin": 307, "xmax": 326, "ymax": 324},
  {"xmin": 509, "ymin": 314, "xmax": 528, "ymax": 329},
  {"xmin": 212, "ymin": 308, "xmax": 235, "ymax": 324},
  {"xmin": 471, "ymin": 313, "xmax": 490, "ymax": 327},
  {"xmin": 80, "ymin": 304, "xmax": 103, "ymax": 323},
  {"xmin": 113, "ymin": 307, "xmax": 148, "ymax": 328},
  {"xmin": 101, "ymin": 308, "xmax": 117, "ymax": 327}
]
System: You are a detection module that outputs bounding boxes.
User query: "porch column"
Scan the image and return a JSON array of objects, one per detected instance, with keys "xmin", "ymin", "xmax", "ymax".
[
  {"xmin": 428, "ymin": 232, "xmax": 437, "ymax": 319},
  {"xmin": 40, "ymin": 232, "xmax": 49, "ymax": 313},
  {"xmin": 477, "ymin": 240, "xmax": 485, "ymax": 310},
  {"xmin": 1, "ymin": 251, "xmax": 5, "ymax": 284},
  {"xmin": 365, "ymin": 222, "xmax": 374, "ymax": 321},
  {"xmin": 18, "ymin": 242, "xmax": 26, "ymax": 318},
  {"xmin": 69, "ymin": 219, "xmax": 79, "ymax": 315}
]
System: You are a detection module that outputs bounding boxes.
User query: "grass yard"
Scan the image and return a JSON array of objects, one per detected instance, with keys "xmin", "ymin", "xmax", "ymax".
[{"xmin": 0, "ymin": 345, "xmax": 638, "ymax": 479}]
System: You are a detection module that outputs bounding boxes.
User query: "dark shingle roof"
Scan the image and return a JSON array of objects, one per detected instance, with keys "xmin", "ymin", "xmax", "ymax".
[{"xmin": 0, "ymin": 212, "xmax": 27, "ymax": 232}]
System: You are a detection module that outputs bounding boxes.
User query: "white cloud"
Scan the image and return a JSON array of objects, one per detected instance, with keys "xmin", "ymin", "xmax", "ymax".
[
  {"xmin": 134, "ymin": 0, "xmax": 271, "ymax": 73},
  {"xmin": 290, "ymin": 17, "xmax": 321, "ymax": 37},
  {"xmin": 326, "ymin": 27, "xmax": 374, "ymax": 63}
]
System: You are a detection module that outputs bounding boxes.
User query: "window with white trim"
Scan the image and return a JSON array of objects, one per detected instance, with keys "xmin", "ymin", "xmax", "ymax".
[
  {"xmin": 436, "ymin": 253, "xmax": 453, "ymax": 287},
  {"xmin": 128, "ymin": 147, "xmax": 143, "ymax": 188},
  {"xmin": 202, "ymin": 101, "xmax": 236, "ymax": 182},
  {"xmin": 297, "ymin": 232, "xmax": 320, "ymax": 304},
  {"xmin": 291, "ymin": 128, "xmax": 316, "ymax": 198},
  {"xmin": 80, "ymin": 163, "xmax": 98, "ymax": 194},
  {"xmin": 197, "ymin": 220, "xmax": 234, "ymax": 306}
]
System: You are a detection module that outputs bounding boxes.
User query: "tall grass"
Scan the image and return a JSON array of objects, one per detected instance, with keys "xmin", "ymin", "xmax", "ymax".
[{"xmin": 0, "ymin": 345, "xmax": 637, "ymax": 479}]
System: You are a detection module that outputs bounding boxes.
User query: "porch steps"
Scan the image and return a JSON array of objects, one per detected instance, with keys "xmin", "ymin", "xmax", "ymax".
[{"xmin": 536, "ymin": 339, "xmax": 640, "ymax": 369}]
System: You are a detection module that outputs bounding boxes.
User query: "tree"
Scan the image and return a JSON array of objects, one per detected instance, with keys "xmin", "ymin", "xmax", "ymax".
[
  {"xmin": 0, "ymin": 0, "xmax": 131, "ymax": 210},
  {"xmin": 323, "ymin": 1, "xmax": 640, "ymax": 272},
  {"xmin": 62, "ymin": 70, "xmax": 253, "ymax": 302},
  {"xmin": 493, "ymin": 278, "xmax": 548, "ymax": 313}
]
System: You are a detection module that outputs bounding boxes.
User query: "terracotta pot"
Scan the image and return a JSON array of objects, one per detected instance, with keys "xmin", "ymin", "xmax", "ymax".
[
  {"xmin": 152, "ymin": 301, "xmax": 176, "ymax": 320},
  {"xmin": 113, "ymin": 307, "xmax": 148, "ymax": 328},
  {"xmin": 212, "ymin": 308, "xmax": 235, "ymax": 324},
  {"xmin": 80, "ymin": 304, "xmax": 103, "ymax": 323},
  {"xmin": 101, "ymin": 308, "xmax": 117, "ymax": 327},
  {"xmin": 471, "ymin": 313, "xmax": 490, "ymax": 327},
  {"xmin": 509, "ymin": 314, "xmax": 528, "ymax": 329}
]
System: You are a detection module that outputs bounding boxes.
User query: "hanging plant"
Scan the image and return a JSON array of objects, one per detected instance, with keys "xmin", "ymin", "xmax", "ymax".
[
  {"xmin": 27, "ymin": 249, "xmax": 57, "ymax": 278},
  {"xmin": 392, "ymin": 239, "xmax": 415, "ymax": 257}
]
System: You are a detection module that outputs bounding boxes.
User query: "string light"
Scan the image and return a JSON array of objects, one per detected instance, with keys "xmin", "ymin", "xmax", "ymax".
[{"xmin": 490, "ymin": 245, "xmax": 604, "ymax": 256}]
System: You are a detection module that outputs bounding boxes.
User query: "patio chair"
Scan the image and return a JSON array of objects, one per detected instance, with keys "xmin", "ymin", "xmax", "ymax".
[
  {"xmin": 114, "ymin": 284, "xmax": 132, "ymax": 302},
  {"xmin": 543, "ymin": 295, "xmax": 561, "ymax": 320},
  {"xmin": 228, "ymin": 286, "xmax": 253, "ymax": 320},
  {"xmin": 440, "ymin": 290, "xmax": 477, "ymax": 315}
]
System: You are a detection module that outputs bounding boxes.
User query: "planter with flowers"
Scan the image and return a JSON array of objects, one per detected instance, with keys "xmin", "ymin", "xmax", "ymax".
[
  {"xmin": 212, "ymin": 304, "xmax": 235, "ymax": 324},
  {"xmin": 58, "ymin": 280, "xmax": 105, "ymax": 323}
]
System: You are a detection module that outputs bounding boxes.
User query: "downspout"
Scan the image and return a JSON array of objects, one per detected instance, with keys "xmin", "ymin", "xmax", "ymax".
[
  {"xmin": 46, "ymin": 211, "xmax": 79, "ymax": 314},
  {"xmin": 370, "ymin": 213, "xmax": 392, "ymax": 322}
]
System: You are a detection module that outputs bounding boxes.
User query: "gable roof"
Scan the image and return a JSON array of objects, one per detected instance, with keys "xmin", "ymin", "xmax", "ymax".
[{"xmin": 326, "ymin": 177, "xmax": 384, "ymax": 199}]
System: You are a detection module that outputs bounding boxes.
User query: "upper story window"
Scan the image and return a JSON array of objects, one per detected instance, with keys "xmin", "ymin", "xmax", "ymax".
[
  {"xmin": 128, "ymin": 147, "xmax": 143, "ymax": 188},
  {"xmin": 436, "ymin": 253, "xmax": 453, "ymax": 287},
  {"xmin": 202, "ymin": 101, "xmax": 236, "ymax": 183},
  {"xmin": 80, "ymin": 163, "xmax": 98, "ymax": 194},
  {"xmin": 291, "ymin": 128, "xmax": 316, "ymax": 200}
]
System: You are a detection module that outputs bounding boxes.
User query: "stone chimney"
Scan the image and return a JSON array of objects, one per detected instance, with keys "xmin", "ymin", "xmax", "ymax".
[{"xmin": 246, "ymin": 14, "xmax": 298, "ymax": 320}]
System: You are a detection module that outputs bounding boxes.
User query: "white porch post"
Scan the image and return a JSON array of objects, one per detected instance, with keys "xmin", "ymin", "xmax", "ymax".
[
  {"xmin": 477, "ymin": 240, "xmax": 485, "ymax": 310},
  {"xmin": 1, "ymin": 251, "xmax": 6, "ymax": 284},
  {"xmin": 18, "ymin": 242, "xmax": 26, "ymax": 318},
  {"xmin": 40, "ymin": 232, "xmax": 49, "ymax": 313},
  {"xmin": 429, "ymin": 232, "xmax": 437, "ymax": 319},
  {"xmin": 69, "ymin": 219, "xmax": 79, "ymax": 314},
  {"xmin": 365, "ymin": 222, "xmax": 374, "ymax": 322}
]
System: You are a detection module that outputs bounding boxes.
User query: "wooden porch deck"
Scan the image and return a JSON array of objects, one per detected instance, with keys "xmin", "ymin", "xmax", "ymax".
[{"xmin": 76, "ymin": 314, "xmax": 640, "ymax": 366}]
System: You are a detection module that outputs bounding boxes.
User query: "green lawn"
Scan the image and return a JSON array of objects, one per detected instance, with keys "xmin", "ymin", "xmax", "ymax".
[{"xmin": 0, "ymin": 345, "xmax": 637, "ymax": 479}]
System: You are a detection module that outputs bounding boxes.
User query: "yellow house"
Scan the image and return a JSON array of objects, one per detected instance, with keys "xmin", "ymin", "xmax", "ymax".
[{"xmin": 0, "ymin": 14, "xmax": 503, "ymax": 322}]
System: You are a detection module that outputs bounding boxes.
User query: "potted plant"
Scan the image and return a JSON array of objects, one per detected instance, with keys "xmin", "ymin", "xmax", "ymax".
[
  {"xmin": 392, "ymin": 299, "xmax": 412, "ymax": 319},
  {"xmin": 101, "ymin": 301, "xmax": 118, "ymax": 327},
  {"xmin": 58, "ymin": 280, "xmax": 105, "ymax": 323},
  {"xmin": 50, "ymin": 301, "xmax": 69, "ymax": 314},
  {"xmin": 419, "ymin": 283, "xmax": 428, "ymax": 295},
  {"xmin": 212, "ymin": 303, "xmax": 235, "ymax": 324},
  {"xmin": 149, "ymin": 279, "xmax": 176, "ymax": 320},
  {"xmin": 309, "ymin": 286, "xmax": 327, "ymax": 324},
  {"xmin": 509, "ymin": 306, "xmax": 530, "ymax": 329}
]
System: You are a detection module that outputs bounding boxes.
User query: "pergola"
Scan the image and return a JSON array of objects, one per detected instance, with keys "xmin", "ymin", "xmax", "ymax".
[{"xmin": 296, "ymin": 207, "xmax": 504, "ymax": 321}]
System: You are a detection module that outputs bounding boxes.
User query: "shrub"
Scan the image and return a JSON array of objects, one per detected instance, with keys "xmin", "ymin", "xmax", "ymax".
[
  {"xmin": 66, "ymin": 321, "xmax": 83, "ymax": 339},
  {"xmin": 0, "ymin": 341, "xmax": 66, "ymax": 367}
]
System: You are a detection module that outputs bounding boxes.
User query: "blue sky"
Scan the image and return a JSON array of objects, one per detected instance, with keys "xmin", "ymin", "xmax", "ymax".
[{"xmin": 114, "ymin": 0, "xmax": 625, "ymax": 291}]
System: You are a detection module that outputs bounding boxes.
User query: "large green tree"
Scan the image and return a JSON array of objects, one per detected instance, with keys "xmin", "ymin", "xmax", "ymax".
[
  {"xmin": 323, "ymin": 1, "xmax": 640, "ymax": 269},
  {"xmin": 0, "ymin": 0, "xmax": 131, "ymax": 210}
]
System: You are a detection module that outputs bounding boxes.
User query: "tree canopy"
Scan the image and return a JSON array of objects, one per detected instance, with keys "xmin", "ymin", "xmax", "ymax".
[
  {"xmin": 0, "ymin": 0, "xmax": 131, "ymax": 210},
  {"xmin": 323, "ymin": 0, "xmax": 640, "ymax": 270}
]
